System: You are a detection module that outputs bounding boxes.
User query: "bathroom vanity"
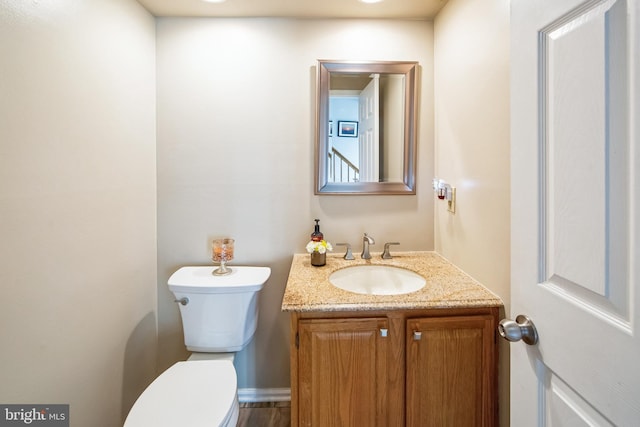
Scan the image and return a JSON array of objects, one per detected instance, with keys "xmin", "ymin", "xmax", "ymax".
[{"xmin": 282, "ymin": 252, "xmax": 503, "ymax": 427}]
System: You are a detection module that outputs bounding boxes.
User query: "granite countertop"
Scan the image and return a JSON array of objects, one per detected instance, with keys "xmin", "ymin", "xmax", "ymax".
[{"xmin": 281, "ymin": 251, "xmax": 503, "ymax": 312}]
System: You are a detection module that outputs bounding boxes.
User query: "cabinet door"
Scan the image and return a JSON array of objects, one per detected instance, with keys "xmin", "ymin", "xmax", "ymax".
[
  {"xmin": 297, "ymin": 317, "xmax": 390, "ymax": 427},
  {"xmin": 406, "ymin": 315, "xmax": 497, "ymax": 427}
]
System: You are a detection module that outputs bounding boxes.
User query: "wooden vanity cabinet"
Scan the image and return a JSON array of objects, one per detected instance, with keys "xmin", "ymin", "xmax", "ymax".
[
  {"xmin": 405, "ymin": 315, "xmax": 497, "ymax": 427},
  {"xmin": 297, "ymin": 317, "xmax": 390, "ymax": 426},
  {"xmin": 289, "ymin": 308, "xmax": 499, "ymax": 427}
]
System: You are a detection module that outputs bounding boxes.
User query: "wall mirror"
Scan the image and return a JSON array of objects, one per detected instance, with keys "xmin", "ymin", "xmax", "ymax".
[{"xmin": 315, "ymin": 60, "xmax": 418, "ymax": 195}]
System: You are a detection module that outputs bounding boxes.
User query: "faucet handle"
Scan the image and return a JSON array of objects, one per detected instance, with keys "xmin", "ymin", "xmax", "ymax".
[
  {"xmin": 335, "ymin": 243, "xmax": 355, "ymax": 260},
  {"xmin": 382, "ymin": 242, "xmax": 400, "ymax": 259}
]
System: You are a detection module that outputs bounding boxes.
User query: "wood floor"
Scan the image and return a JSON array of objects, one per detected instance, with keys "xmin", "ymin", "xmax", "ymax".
[{"xmin": 238, "ymin": 402, "xmax": 291, "ymax": 427}]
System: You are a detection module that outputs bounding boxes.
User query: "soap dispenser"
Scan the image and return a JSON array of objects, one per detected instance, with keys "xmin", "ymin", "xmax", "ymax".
[
  {"xmin": 311, "ymin": 219, "xmax": 324, "ymax": 242},
  {"xmin": 309, "ymin": 219, "xmax": 326, "ymax": 267}
]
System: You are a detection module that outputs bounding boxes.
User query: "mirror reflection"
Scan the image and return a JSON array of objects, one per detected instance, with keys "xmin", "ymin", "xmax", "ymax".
[
  {"xmin": 315, "ymin": 60, "xmax": 418, "ymax": 195},
  {"xmin": 329, "ymin": 73, "xmax": 405, "ymax": 183}
]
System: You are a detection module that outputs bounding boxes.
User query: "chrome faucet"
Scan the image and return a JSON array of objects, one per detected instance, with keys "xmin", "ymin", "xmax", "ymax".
[{"xmin": 361, "ymin": 233, "xmax": 375, "ymax": 259}]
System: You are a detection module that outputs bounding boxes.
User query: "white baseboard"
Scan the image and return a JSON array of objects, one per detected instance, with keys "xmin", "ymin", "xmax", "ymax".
[{"xmin": 237, "ymin": 388, "xmax": 291, "ymax": 403}]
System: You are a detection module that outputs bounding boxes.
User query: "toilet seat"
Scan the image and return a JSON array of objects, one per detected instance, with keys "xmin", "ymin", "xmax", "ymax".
[{"xmin": 124, "ymin": 360, "xmax": 238, "ymax": 427}]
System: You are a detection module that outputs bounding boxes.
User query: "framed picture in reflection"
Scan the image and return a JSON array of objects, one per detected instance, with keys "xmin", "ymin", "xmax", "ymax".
[{"xmin": 337, "ymin": 121, "xmax": 358, "ymax": 137}]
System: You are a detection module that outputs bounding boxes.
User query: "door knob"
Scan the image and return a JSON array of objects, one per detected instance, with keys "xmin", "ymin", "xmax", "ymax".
[{"xmin": 498, "ymin": 314, "xmax": 538, "ymax": 345}]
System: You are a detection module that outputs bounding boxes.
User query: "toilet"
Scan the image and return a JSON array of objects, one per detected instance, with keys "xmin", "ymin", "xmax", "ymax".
[{"xmin": 124, "ymin": 265, "xmax": 271, "ymax": 427}]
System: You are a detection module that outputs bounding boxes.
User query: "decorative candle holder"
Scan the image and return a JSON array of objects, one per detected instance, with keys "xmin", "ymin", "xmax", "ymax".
[{"xmin": 212, "ymin": 238, "xmax": 235, "ymax": 275}]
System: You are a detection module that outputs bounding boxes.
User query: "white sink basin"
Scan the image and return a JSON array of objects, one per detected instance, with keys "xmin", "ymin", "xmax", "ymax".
[{"xmin": 329, "ymin": 265, "xmax": 426, "ymax": 295}]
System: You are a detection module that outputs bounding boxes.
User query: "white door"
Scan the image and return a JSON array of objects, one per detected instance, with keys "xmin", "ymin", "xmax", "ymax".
[
  {"xmin": 359, "ymin": 74, "xmax": 379, "ymax": 182},
  {"xmin": 509, "ymin": 0, "xmax": 639, "ymax": 425}
]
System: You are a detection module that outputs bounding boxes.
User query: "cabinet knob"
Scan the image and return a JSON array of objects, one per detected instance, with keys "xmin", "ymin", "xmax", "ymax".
[
  {"xmin": 413, "ymin": 331, "xmax": 422, "ymax": 341},
  {"xmin": 380, "ymin": 328, "xmax": 388, "ymax": 337}
]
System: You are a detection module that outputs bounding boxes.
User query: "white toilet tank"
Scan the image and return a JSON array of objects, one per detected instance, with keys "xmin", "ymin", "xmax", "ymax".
[{"xmin": 168, "ymin": 266, "xmax": 271, "ymax": 352}]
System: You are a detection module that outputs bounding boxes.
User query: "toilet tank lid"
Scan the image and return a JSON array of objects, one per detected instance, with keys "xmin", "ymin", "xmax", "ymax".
[{"xmin": 168, "ymin": 266, "xmax": 271, "ymax": 293}]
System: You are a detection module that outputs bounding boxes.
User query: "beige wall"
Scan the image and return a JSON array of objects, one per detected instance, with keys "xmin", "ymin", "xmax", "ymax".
[
  {"xmin": 434, "ymin": 0, "xmax": 511, "ymax": 424},
  {"xmin": 156, "ymin": 18, "xmax": 435, "ymax": 388},
  {"xmin": 0, "ymin": 0, "xmax": 157, "ymax": 426}
]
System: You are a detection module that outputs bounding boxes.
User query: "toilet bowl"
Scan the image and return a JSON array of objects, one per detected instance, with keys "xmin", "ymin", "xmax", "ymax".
[
  {"xmin": 124, "ymin": 266, "xmax": 271, "ymax": 427},
  {"xmin": 124, "ymin": 360, "xmax": 239, "ymax": 427}
]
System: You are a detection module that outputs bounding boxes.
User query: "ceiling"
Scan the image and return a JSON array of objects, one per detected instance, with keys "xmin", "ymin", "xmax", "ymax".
[{"xmin": 135, "ymin": 0, "xmax": 449, "ymax": 19}]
